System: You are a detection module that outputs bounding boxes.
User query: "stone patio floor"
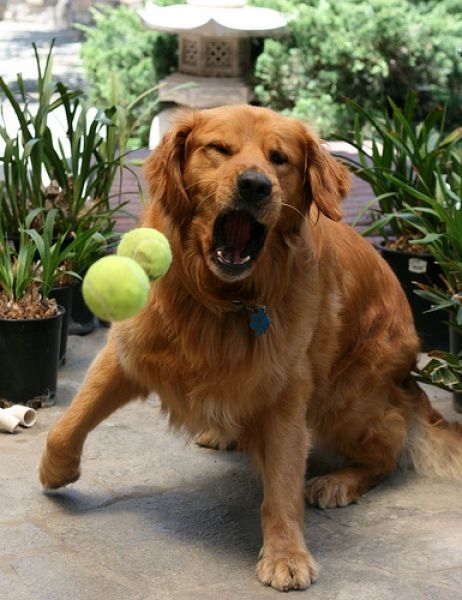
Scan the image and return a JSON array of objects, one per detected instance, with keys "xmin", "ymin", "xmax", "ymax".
[
  {"xmin": 1, "ymin": 13, "xmax": 461, "ymax": 600},
  {"xmin": 2, "ymin": 331, "xmax": 461, "ymax": 600}
]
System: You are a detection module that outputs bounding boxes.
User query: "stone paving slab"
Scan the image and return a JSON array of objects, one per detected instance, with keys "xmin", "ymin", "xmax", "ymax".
[{"xmin": 1, "ymin": 329, "xmax": 461, "ymax": 599}]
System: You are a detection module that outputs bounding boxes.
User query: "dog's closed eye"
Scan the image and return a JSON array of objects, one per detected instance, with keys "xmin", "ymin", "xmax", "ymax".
[{"xmin": 207, "ymin": 142, "xmax": 232, "ymax": 156}]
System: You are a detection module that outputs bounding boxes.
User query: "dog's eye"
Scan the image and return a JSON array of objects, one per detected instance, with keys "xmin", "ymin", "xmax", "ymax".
[
  {"xmin": 207, "ymin": 143, "xmax": 232, "ymax": 156},
  {"xmin": 269, "ymin": 150, "xmax": 288, "ymax": 165}
]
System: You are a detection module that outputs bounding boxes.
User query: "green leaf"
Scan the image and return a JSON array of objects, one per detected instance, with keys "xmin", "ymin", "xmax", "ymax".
[
  {"xmin": 409, "ymin": 233, "xmax": 444, "ymax": 245},
  {"xmin": 23, "ymin": 138, "xmax": 41, "ymax": 160}
]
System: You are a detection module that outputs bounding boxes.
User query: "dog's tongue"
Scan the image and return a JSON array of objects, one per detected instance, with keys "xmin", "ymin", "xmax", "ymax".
[
  {"xmin": 223, "ymin": 212, "xmax": 251, "ymax": 253},
  {"xmin": 216, "ymin": 211, "xmax": 253, "ymax": 265}
]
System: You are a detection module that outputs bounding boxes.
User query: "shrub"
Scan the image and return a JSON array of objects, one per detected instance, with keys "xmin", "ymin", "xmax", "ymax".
[
  {"xmin": 78, "ymin": 3, "xmax": 178, "ymax": 147},
  {"xmin": 79, "ymin": 1, "xmax": 460, "ymax": 141},
  {"xmin": 252, "ymin": 0, "xmax": 462, "ymax": 136}
]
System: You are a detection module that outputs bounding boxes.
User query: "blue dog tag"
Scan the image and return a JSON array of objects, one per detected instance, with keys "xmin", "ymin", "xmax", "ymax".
[{"xmin": 249, "ymin": 306, "xmax": 271, "ymax": 337}]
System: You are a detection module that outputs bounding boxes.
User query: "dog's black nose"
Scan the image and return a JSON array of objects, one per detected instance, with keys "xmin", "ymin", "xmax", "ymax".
[{"xmin": 237, "ymin": 170, "xmax": 272, "ymax": 205}]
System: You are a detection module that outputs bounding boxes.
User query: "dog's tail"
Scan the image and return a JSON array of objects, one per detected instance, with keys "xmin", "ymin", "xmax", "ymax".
[{"xmin": 403, "ymin": 388, "xmax": 462, "ymax": 479}]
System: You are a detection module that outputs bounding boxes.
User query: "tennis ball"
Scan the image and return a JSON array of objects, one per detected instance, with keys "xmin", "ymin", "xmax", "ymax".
[
  {"xmin": 117, "ymin": 228, "xmax": 172, "ymax": 280},
  {"xmin": 82, "ymin": 255, "xmax": 150, "ymax": 322}
]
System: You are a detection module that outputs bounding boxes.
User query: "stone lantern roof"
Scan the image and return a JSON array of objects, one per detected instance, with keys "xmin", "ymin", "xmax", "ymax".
[{"xmin": 138, "ymin": 0, "xmax": 287, "ymax": 38}]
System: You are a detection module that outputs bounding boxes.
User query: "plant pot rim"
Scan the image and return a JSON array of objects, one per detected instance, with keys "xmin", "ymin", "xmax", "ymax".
[
  {"xmin": 51, "ymin": 280, "xmax": 80, "ymax": 290},
  {"xmin": 0, "ymin": 305, "xmax": 65, "ymax": 324},
  {"xmin": 376, "ymin": 240, "xmax": 433, "ymax": 260}
]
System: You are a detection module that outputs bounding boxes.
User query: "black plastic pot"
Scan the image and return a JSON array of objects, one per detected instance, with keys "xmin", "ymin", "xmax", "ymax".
[
  {"xmin": 69, "ymin": 281, "xmax": 97, "ymax": 336},
  {"xmin": 379, "ymin": 244, "xmax": 449, "ymax": 352},
  {"xmin": 0, "ymin": 309, "xmax": 64, "ymax": 406},
  {"xmin": 50, "ymin": 284, "xmax": 74, "ymax": 365},
  {"xmin": 449, "ymin": 318, "xmax": 462, "ymax": 413}
]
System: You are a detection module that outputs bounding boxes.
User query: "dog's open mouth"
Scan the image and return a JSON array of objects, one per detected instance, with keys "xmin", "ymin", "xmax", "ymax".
[{"xmin": 211, "ymin": 210, "xmax": 268, "ymax": 274}]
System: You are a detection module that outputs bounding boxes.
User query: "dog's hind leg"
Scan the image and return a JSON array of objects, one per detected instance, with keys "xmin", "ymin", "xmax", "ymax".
[
  {"xmin": 306, "ymin": 403, "xmax": 407, "ymax": 509},
  {"xmin": 39, "ymin": 340, "xmax": 147, "ymax": 489},
  {"xmin": 307, "ymin": 377, "xmax": 462, "ymax": 508},
  {"xmin": 194, "ymin": 429, "xmax": 237, "ymax": 450}
]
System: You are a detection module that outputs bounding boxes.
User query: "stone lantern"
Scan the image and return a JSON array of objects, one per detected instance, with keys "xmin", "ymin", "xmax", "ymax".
[{"xmin": 139, "ymin": 0, "xmax": 287, "ymax": 147}]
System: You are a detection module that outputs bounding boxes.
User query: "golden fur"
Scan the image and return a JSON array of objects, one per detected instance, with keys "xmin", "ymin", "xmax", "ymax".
[{"xmin": 40, "ymin": 105, "xmax": 462, "ymax": 591}]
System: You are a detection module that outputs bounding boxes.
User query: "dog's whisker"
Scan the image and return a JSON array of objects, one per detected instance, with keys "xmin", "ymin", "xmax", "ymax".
[
  {"xmin": 281, "ymin": 202, "xmax": 305, "ymax": 220},
  {"xmin": 195, "ymin": 190, "xmax": 217, "ymax": 212},
  {"xmin": 184, "ymin": 179, "xmax": 219, "ymax": 192}
]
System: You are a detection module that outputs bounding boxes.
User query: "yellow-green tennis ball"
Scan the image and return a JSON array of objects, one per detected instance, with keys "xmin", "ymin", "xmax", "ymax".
[
  {"xmin": 82, "ymin": 255, "xmax": 150, "ymax": 322},
  {"xmin": 117, "ymin": 228, "xmax": 172, "ymax": 280}
]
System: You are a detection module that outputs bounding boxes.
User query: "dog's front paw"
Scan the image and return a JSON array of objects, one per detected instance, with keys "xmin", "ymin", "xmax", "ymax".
[
  {"xmin": 306, "ymin": 474, "xmax": 360, "ymax": 509},
  {"xmin": 257, "ymin": 549, "xmax": 318, "ymax": 591},
  {"xmin": 39, "ymin": 442, "xmax": 81, "ymax": 490}
]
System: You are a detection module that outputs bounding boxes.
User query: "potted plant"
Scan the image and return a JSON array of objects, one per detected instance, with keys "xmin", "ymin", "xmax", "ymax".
[
  {"xmin": 340, "ymin": 92, "xmax": 462, "ymax": 350},
  {"xmin": 389, "ymin": 146, "xmax": 462, "ymax": 411},
  {"xmin": 415, "ymin": 289, "xmax": 462, "ymax": 412},
  {"xmin": 0, "ymin": 42, "xmax": 139, "ymax": 333},
  {"xmin": 0, "ymin": 213, "xmax": 75, "ymax": 407},
  {"xmin": 22, "ymin": 209, "xmax": 104, "ymax": 364}
]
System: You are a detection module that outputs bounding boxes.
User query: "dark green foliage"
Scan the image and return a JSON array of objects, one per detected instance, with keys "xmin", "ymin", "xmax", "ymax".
[
  {"xmin": 79, "ymin": 1, "xmax": 460, "ymax": 140},
  {"xmin": 339, "ymin": 93, "xmax": 462, "ymax": 241},
  {"xmin": 78, "ymin": 3, "xmax": 178, "ymax": 146},
  {"xmin": 252, "ymin": 0, "xmax": 461, "ymax": 136}
]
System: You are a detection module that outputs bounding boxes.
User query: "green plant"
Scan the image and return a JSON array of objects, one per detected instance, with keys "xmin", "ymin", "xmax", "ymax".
[
  {"xmin": 48, "ymin": 83, "xmax": 130, "ymax": 234},
  {"xmin": 252, "ymin": 0, "xmax": 462, "ymax": 137},
  {"xmin": 380, "ymin": 147, "xmax": 462, "ymax": 280},
  {"xmin": 0, "ymin": 209, "xmax": 70, "ymax": 320},
  {"xmin": 0, "ymin": 220, "xmax": 36, "ymax": 304},
  {"xmin": 0, "ymin": 42, "xmax": 74, "ymax": 233},
  {"xmin": 415, "ymin": 293, "xmax": 462, "ymax": 394},
  {"xmin": 0, "ymin": 207, "xmax": 111, "ymax": 318},
  {"xmin": 0, "ymin": 42, "xmax": 136, "ymax": 239},
  {"xmin": 65, "ymin": 227, "xmax": 109, "ymax": 278},
  {"xmin": 22, "ymin": 209, "xmax": 80, "ymax": 297},
  {"xmin": 390, "ymin": 144, "xmax": 462, "ymax": 392},
  {"xmin": 416, "ymin": 346, "xmax": 462, "ymax": 394},
  {"xmin": 339, "ymin": 93, "xmax": 461, "ymax": 244},
  {"xmin": 78, "ymin": 3, "xmax": 178, "ymax": 147}
]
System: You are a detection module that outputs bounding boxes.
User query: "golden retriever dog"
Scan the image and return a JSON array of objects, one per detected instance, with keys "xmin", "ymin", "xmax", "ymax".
[{"xmin": 40, "ymin": 105, "xmax": 462, "ymax": 591}]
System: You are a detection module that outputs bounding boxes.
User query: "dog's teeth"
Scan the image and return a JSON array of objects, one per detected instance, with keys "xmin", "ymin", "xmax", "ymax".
[
  {"xmin": 216, "ymin": 249, "xmax": 232, "ymax": 265},
  {"xmin": 216, "ymin": 249, "xmax": 252, "ymax": 266}
]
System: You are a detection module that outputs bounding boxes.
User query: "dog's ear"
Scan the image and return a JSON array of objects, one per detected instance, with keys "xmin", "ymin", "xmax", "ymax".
[
  {"xmin": 143, "ymin": 112, "xmax": 197, "ymax": 226},
  {"xmin": 304, "ymin": 136, "xmax": 350, "ymax": 222}
]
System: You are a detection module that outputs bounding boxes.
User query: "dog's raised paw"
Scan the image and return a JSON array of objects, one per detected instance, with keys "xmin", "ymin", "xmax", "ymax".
[
  {"xmin": 257, "ymin": 549, "xmax": 318, "ymax": 591},
  {"xmin": 39, "ymin": 446, "xmax": 81, "ymax": 490}
]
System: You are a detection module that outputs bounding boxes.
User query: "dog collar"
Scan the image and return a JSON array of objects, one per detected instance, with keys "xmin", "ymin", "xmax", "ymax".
[{"xmin": 231, "ymin": 301, "xmax": 271, "ymax": 337}]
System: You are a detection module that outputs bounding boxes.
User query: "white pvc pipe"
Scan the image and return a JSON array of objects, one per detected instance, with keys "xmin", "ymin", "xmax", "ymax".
[
  {"xmin": 0, "ymin": 410, "xmax": 21, "ymax": 433},
  {"xmin": 2, "ymin": 405, "xmax": 37, "ymax": 428}
]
